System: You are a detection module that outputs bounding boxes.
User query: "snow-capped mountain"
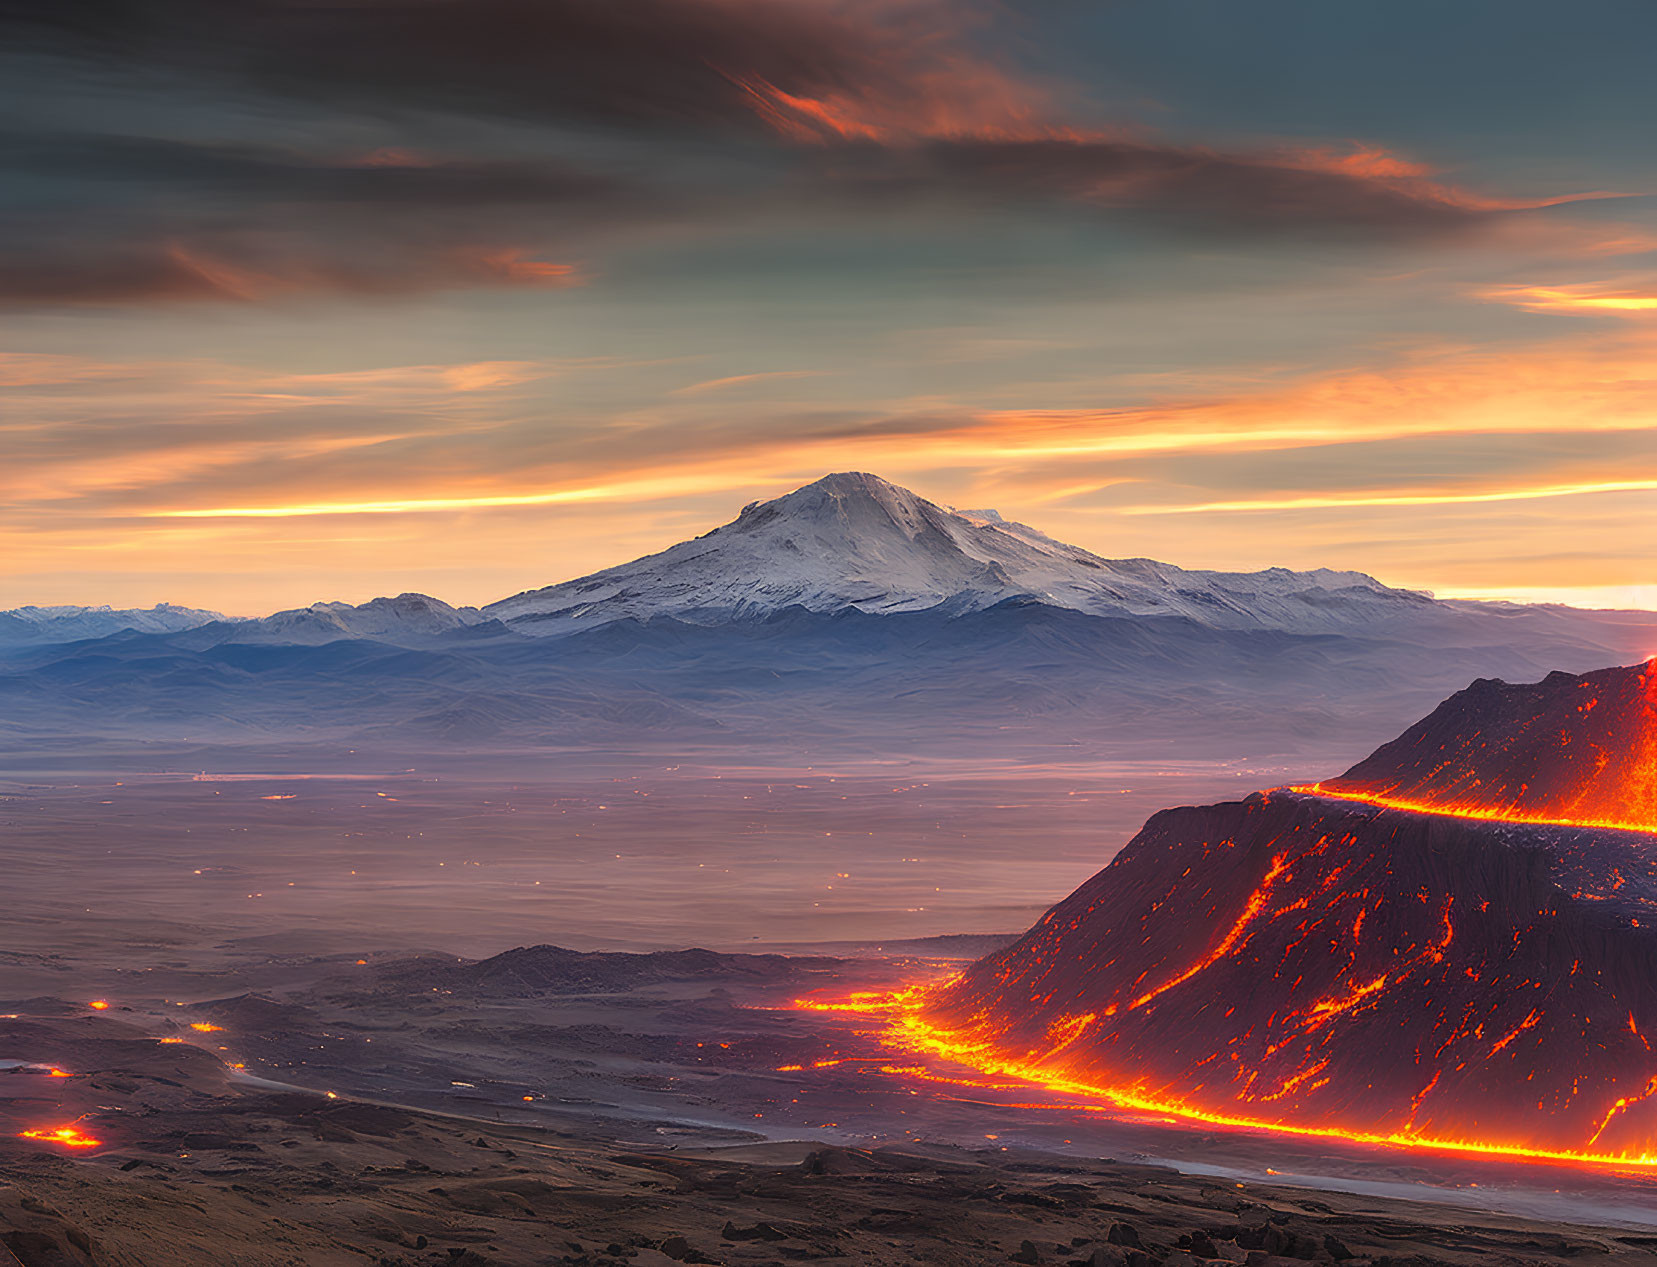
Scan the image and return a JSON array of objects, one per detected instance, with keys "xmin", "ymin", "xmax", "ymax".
[
  {"xmin": 484, "ymin": 471, "xmax": 1431, "ymax": 637},
  {"xmin": 0, "ymin": 602, "xmax": 225, "ymax": 645},
  {"xmin": 177, "ymin": 593, "xmax": 487, "ymax": 647},
  {"xmin": 1, "ymin": 474, "xmax": 1653, "ymax": 760}
]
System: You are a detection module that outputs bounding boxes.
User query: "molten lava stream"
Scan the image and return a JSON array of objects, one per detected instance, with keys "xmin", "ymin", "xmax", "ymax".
[
  {"xmin": 790, "ymin": 985, "xmax": 1657, "ymax": 1172},
  {"xmin": 1288, "ymin": 785, "xmax": 1657, "ymax": 835}
]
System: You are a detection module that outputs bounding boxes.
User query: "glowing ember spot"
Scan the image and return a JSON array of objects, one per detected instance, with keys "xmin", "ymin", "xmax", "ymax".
[
  {"xmin": 189, "ymin": 1022, "xmax": 224, "ymax": 1033},
  {"xmin": 19, "ymin": 1125, "xmax": 101, "ymax": 1149},
  {"xmin": 88, "ymin": 1000, "xmax": 109, "ymax": 1011},
  {"xmin": 786, "ymin": 986, "xmax": 1657, "ymax": 1172}
]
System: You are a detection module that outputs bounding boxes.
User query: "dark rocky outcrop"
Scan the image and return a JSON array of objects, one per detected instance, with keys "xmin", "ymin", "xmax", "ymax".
[
  {"xmin": 923, "ymin": 665, "xmax": 1657, "ymax": 1157},
  {"xmin": 1323, "ymin": 659, "xmax": 1656, "ymax": 832}
]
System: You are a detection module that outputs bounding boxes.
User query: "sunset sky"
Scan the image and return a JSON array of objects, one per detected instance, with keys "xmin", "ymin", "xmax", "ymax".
[{"xmin": 4, "ymin": 0, "xmax": 1655, "ymax": 615}]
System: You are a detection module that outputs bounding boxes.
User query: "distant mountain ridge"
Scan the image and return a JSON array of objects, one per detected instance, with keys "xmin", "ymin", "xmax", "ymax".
[
  {"xmin": 0, "ymin": 602, "xmax": 225, "ymax": 645},
  {"xmin": 1, "ymin": 473, "xmax": 1654, "ymax": 764},
  {"xmin": 173, "ymin": 593, "xmax": 488, "ymax": 648}
]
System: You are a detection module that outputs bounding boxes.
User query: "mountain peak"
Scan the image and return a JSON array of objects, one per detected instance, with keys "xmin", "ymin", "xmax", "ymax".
[
  {"xmin": 251, "ymin": 592, "xmax": 485, "ymax": 642},
  {"xmin": 792, "ymin": 470, "xmax": 903, "ymax": 497},
  {"xmin": 731, "ymin": 471, "xmax": 931, "ymax": 530}
]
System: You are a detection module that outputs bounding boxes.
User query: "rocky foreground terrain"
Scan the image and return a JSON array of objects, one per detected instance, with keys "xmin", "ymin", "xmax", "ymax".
[
  {"xmin": 4, "ymin": 1012, "xmax": 1655, "ymax": 1267},
  {"xmin": 1, "ymin": 947, "xmax": 1655, "ymax": 1266}
]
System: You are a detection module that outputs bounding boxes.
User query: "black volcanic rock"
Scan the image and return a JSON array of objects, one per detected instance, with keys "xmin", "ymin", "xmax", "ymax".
[
  {"xmin": 922, "ymin": 665, "xmax": 1657, "ymax": 1158},
  {"xmin": 369, "ymin": 945, "xmax": 835, "ymax": 998},
  {"xmin": 1321, "ymin": 658, "xmax": 1657, "ymax": 832}
]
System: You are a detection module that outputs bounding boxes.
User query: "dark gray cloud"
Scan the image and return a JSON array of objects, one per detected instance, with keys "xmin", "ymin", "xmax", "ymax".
[
  {"xmin": 882, "ymin": 138, "xmax": 1499, "ymax": 237},
  {"xmin": 0, "ymin": 132, "xmax": 648, "ymax": 303},
  {"xmin": 0, "ymin": 0, "xmax": 1551, "ymax": 307},
  {"xmin": 0, "ymin": 236, "xmax": 586, "ymax": 305},
  {"xmin": 1, "ymin": 0, "xmax": 937, "ymax": 131},
  {"xmin": 0, "ymin": 0, "xmax": 961, "ymax": 304},
  {"xmin": 3, "ymin": 133, "xmax": 629, "ymax": 206}
]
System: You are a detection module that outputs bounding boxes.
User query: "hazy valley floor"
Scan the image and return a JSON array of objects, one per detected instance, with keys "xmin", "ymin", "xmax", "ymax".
[{"xmin": 0, "ymin": 758, "xmax": 1315, "ymax": 961}]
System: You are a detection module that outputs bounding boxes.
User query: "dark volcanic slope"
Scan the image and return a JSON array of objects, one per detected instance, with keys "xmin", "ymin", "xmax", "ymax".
[
  {"xmin": 1320, "ymin": 659, "xmax": 1656, "ymax": 832},
  {"xmin": 921, "ymin": 788, "xmax": 1657, "ymax": 1160}
]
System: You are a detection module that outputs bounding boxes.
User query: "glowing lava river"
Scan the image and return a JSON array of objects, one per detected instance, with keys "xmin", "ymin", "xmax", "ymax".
[
  {"xmin": 788, "ymin": 968, "xmax": 1657, "ymax": 1174},
  {"xmin": 783, "ymin": 661, "xmax": 1657, "ymax": 1176}
]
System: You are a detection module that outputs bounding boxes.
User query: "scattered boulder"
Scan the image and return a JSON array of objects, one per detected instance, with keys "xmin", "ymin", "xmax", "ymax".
[{"xmin": 720, "ymin": 1221, "xmax": 786, "ymax": 1242}]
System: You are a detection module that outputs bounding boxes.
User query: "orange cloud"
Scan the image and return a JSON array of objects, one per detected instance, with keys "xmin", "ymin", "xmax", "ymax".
[
  {"xmin": 68, "ymin": 328, "xmax": 1657, "ymax": 524},
  {"xmin": 6, "ymin": 326, "xmax": 1654, "ymax": 612},
  {"xmin": 1123, "ymin": 478, "xmax": 1657, "ymax": 516},
  {"xmin": 0, "ymin": 354, "xmax": 572, "ymax": 504},
  {"xmin": 152, "ymin": 472, "xmax": 736, "ymax": 519},
  {"xmin": 672, "ymin": 370, "xmax": 824, "ymax": 395},
  {"xmin": 1484, "ymin": 282, "xmax": 1657, "ymax": 314},
  {"xmin": 164, "ymin": 244, "xmax": 582, "ymax": 303},
  {"xmin": 0, "ymin": 354, "xmax": 134, "ymax": 388},
  {"xmin": 472, "ymin": 250, "xmax": 580, "ymax": 286},
  {"xmin": 931, "ymin": 335, "xmax": 1657, "ymax": 466}
]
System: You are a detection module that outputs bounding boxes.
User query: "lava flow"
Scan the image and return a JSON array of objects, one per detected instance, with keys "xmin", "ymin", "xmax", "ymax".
[
  {"xmin": 789, "ymin": 660, "xmax": 1657, "ymax": 1171},
  {"xmin": 790, "ymin": 984, "xmax": 1657, "ymax": 1171},
  {"xmin": 18, "ymin": 1124, "xmax": 102, "ymax": 1150}
]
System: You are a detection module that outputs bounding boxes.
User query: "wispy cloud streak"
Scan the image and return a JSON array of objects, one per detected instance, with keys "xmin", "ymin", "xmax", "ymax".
[{"xmin": 1122, "ymin": 479, "xmax": 1657, "ymax": 515}]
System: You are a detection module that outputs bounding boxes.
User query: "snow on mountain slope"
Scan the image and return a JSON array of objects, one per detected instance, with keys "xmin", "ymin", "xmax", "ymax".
[
  {"xmin": 0, "ymin": 602, "xmax": 225, "ymax": 644},
  {"xmin": 484, "ymin": 472, "xmax": 1434, "ymax": 638}
]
